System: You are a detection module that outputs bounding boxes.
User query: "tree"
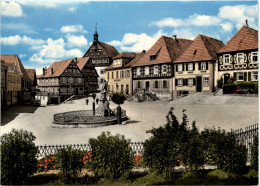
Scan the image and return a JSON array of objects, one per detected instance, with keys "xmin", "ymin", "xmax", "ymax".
[
  {"xmin": 111, "ymin": 92, "xmax": 126, "ymax": 124},
  {"xmin": 1, "ymin": 129, "xmax": 38, "ymax": 185}
]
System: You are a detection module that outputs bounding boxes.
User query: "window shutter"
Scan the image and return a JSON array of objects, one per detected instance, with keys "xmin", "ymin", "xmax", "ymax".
[
  {"xmin": 198, "ymin": 62, "xmax": 201, "ymax": 70},
  {"xmin": 176, "ymin": 65, "xmax": 178, "ymax": 72},
  {"xmin": 248, "ymin": 72, "xmax": 251, "ymax": 81},
  {"xmin": 183, "ymin": 64, "xmax": 185, "ymax": 71},
  {"xmin": 184, "ymin": 79, "xmax": 187, "ymax": 86},
  {"xmin": 175, "ymin": 79, "xmax": 178, "ymax": 86},
  {"xmin": 244, "ymin": 72, "xmax": 247, "ymax": 81},
  {"xmin": 193, "ymin": 78, "xmax": 196, "ymax": 86},
  {"xmin": 186, "ymin": 63, "xmax": 188, "ymax": 71},
  {"xmin": 233, "ymin": 72, "xmax": 237, "ymax": 82},
  {"xmin": 193, "ymin": 63, "xmax": 195, "ymax": 70},
  {"xmin": 206, "ymin": 62, "xmax": 208, "ymax": 70}
]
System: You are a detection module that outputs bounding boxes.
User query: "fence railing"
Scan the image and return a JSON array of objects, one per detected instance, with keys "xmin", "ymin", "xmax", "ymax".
[
  {"xmin": 36, "ymin": 124, "xmax": 258, "ymax": 162},
  {"xmin": 36, "ymin": 142, "xmax": 144, "ymax": 158},
  {"xmin": 232, "ymin": 123, "xmax": 258, "ymax": 161}
]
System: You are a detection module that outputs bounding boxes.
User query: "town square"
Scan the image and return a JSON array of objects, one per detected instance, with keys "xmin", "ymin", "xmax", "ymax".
[{"xmin": 1, "ymin": 0, "xmax": 259, "ymax": 185}]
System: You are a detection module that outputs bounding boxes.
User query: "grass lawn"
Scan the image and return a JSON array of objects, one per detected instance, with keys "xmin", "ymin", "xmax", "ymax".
[{"xmin": 28, "ymin": 168, "xmax": 258, "ymax": 185}]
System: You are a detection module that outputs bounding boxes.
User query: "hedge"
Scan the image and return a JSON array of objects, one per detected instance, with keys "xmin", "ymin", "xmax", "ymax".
[{"xmin": 223, "ymin": 82, "xmax": 258, "ymax": 94}]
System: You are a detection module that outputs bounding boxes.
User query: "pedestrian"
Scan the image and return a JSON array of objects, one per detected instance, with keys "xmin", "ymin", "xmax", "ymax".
[
  {"xmin": 86, "ymin": 98, "xmax": 89, "ymax": 105},
  {"xmin": 96, "ymin": 98, "xmax": 99, "ymax": 105}
]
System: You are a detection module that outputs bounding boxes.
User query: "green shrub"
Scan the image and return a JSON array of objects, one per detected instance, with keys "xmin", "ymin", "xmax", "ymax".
[
  {"xmin": 111, "ymin": 92, "xmax": 126, "ymax": 105},
  {"xmin": 201, "ymin": 128, "xmax": 247, "ymax": 174},
  {"xmin": 244, "ymin": 169, "xmax": 258, "ymax": 179},
  {"xmin": 207, "ymin": 169, "xmax": 229, "ymax": 179},
  {"xmin": 236, "ymin": 82, "xmax": 258, "ymax": 94},
  {"xmin": 56, "ymin": 147, "xmax": 84, "ymax": 182},
  {"xmin": 217, "ymin": 78, "xmax": 223, "ymax": 88},
  {"xmin": 223, "ymin": 83, "xmax": 237, "ymax": 94},
  {"xmin": 89, "ymin": 132, "xmax": 133, "ymax": 179},
  {"xmin": 250, "ymin": 135, "xmax": 258, "ymax": 171},
  {"xmin": 1, "ymin": 129, "xmax": 38, "ymax": 185},
  {"xmin": 144, "ymin": 108, "xmax": 203, "ymax": 177}
]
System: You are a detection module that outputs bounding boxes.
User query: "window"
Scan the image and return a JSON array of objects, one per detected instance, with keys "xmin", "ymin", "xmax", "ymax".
[
  {"xmin": 223, "ymin": 54, "xmax": 230, "ymax": 65},
  {"xmin": 251, "ymin": 52, "xmax": 258, "ymax": 63},
  {"xmin": 203, "ymin": 77, "xmax": 209, "ymax": 86},
  {"xmin": 252, "ymin": 71, "xmax": 258, "ymax": 81},
  {"xmin": 162, "ymin": 65, "xmax": 167, "ymax": 74},
  {"xmin": 100, "ymin": 69, "xmax": 105, "ymax": 74},
  {"xmin": 145, "ymin": 66, "xmax": 149, "ymax": 75},
  {"xmin": 100, "ymin": 78, "xmax": 104, "ymax": 83},
  {"xmin": 137, "ymin": 80, "xmax": 141, "ymax": 88},
  {"xmin": 78, "ymin": 78, "xmax": 82, "ymax": 83},
  {"xmin": 188, "ymin": 78, "xmax": 193, "ymax": 86},
  {"xmin": 112, "ymin": 72, "xmax": 114, "ymax": 79},
  {"xmin": 154, "ymin": 65, "xmax": 158, "ymax": 75},
  {"xmin": 116, "ymin": 71, "xmax": 119, "ymax": 78},
  {"xmin": 162, "ymin": 80, "xmax": 168, "ymax": 88},
  {"xmin": 126, "ymin": 70, "xmax": 130, "ymax": 78},
  {"xmin": 137, "ymin": 67, "xmax": 141, "ymax": 76},
  {"xmin": 237, "ymin": 72, "xmax": 244, "ymax": 81},
  {"xmin": 201, "ymin": 62, "xmax": 207, "ymax": 70},
  {"xmin": 178, "ymin": 64, "xmax": 183, "ymax": 72},
  {"xmin": 237, "ymin": 53, "xmax": 244, "ymax": 64},
  {"xmin": 107, "ymin": 72, "xmax": 109, "ymax": 79},
  {"xmin": 178, "ymin": 79, "xmax": 183, "ymax": 86},
  {"xmin": 154, "ymin": 80, "xmax": 159, "ymax": 88},
  {"xmin": 121, "ymin": 85, "xmax": 124, "ymax": 93},
  {"xmin": 188, "ymin": 63, "xmax": 193, "ymax": 71},
  {"xmin": 150, "ymin": 54, "xmax": 156, "ymax": 60},
  {"xmin": 120, "ymin": 71, "xmax": 124, "ymax": 78}
]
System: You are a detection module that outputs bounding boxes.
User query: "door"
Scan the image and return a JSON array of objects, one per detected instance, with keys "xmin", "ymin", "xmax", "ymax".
[
  {"xmin": 196, "ymin": 77, "xmax": 202, "ymax": 92},
  {"xmin": 223, "ymin": 74, "xmax": 230, "ymax": 84},
  {"xmin": 145, "ymin": 81, "xmax": 150, "ymax": 92}
]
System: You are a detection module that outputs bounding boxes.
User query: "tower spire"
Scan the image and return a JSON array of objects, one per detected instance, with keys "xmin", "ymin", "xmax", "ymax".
[{"xmin": 94, "ymin": 22, "xmax": 98, "ymax": 43}]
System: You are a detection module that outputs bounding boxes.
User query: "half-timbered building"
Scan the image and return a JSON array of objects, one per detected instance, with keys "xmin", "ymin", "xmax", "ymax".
[
  {"xmin": 76, "ymin": 57, "xmax": 99, "ymax": 93},
  {"xmin": 83, "ymin": 28, "xmax": 119, "ymax": 90},
  {"xmin": 174, "ymin": 34, "xmax": 224, "ymax": 95},
  {"xmin": 132, "ymin": 35, "xmax": 192, "ymax": 100},
  {"xmin": 217, "ymin": 24, "xmax": 258, "ymax": 84},
  {"xmin": 37, "ymin": 59, "xmax": 84, "ymax": 104}
]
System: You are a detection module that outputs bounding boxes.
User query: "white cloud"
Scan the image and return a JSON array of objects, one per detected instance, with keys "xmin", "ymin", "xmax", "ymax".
[
  {"xmin": 19, "ymin": 1, "xmax": 57, "ymax": 8},
  {"xmin": 1, "ymin": 35, "xmax": 46, "ymax": 45},
  {"xmin": 107, "ymin": 40, "xmax": 121, "ymax": 46},
  {"xmin": 66, "ymin": 35, "xmax": 88, "ymax": 47},
  {"xmin": 172, "ymin": 29, "xmax": 197, "ymax": 40},
  {"xmin": 65, "ymin": 49, "xmax": 83, "ymax": 58},
  {"xmin": 0, "ymin": 1, "xmax": 23, "ymax": 17},
  {"xmin": 220, "ymin": 22, "xmax": 233, "ymax": 32},
  {"xmin": 150, "ymin": 17, "xmax": 182, "ymax": 28},
  {"xmin": 44, "ymin": 27, "xmax": 54, "ymax": 32},
  {"xmin": 68, "ymin": 7, "xmax": 76, "ymax": 12},
  {"xmin": 109, "ymin": 29, "xmax": 166, "ymax": 52},
  {"xmin": 20, "ymin": 54, "xmax": 27, "ymax": 58},
  {"xmin": 218, "ymin": 4, "xmax": 258, "ymax": 29},
  {"xmin": 28, "ymin": 38, "xmax": 84, "ymax": 64},
  {"xmin": 60, "ymin": 25, "xmax": 87, "ymax": 33},
  {"xmin": 150, "ymin": 4, "xmax": 258, "ymax": 33},
  {"xmin": 2, "ymin": 23, "xmax": 37, "ymax": 34}
]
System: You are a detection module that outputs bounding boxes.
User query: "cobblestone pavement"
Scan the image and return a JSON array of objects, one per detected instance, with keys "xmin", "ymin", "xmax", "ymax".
[{"xmin": 1, "ymin": 94, "xmax": 258, "ymax": 145}]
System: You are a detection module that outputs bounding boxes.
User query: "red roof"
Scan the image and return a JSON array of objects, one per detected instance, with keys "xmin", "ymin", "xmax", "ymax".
[
  {"xmin": 40, "ymin": 59, "xmax": 73, "ymax": 78},
  {"xmin": 218, "ymin": 25, "xmax": 258, "ymax": 53},
  {"xmin": 76, "ymin": 57, "xmax": 91, "ymax": 70},
  {"xmin": 175, "ymin": 34, "xmax": 224, "ymax": 62},
  {"xmin": 1, "ymin": 55, "xmax": 32, "ymax": 82},
  {"xmin": 98, "ymin": 41, "xmax": 120, "ymax": 57},
  {"xmin": 25, "ymin": 68, "xmax": 36, "ymax": 82},
  {"xmin": 112, "ymin": 52, "xmax": 136, "ymax": 59},
  {"xmin": 132, "ymin": 36, "xmax": 192, "ymax": 67},
  {"xmin": 105, "ymin": 51, "xmax": 146, "ymax": 70}
]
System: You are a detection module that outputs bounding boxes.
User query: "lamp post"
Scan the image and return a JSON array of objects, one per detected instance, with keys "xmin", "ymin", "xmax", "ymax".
[{"xmin": 92, "ymin": 93, "xmax": 96, "ymax": 115}]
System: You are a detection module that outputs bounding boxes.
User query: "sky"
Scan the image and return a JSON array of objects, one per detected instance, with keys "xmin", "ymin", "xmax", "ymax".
[{"xmin": 0, "ymin": 0, "xmax": 258, "ymax": 75}]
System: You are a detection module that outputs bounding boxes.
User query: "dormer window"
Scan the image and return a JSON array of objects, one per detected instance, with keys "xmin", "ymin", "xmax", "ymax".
[
  {"xmin": 150, "ymin": 54, "xmax": 156, "ymax": 60},
  {"xmin": 251, "ymin": 52, "xmax": 258, "ymax": 63},
  {"xmin": 223, "ymin": 54, "xmax": 230, "ymax": 65},
  {"xmin": 194, "ymin": 50, "xmax": 197, "ymax": 55},
  {"xmin": 50, "ymin": 67, "xmax": 53, "ymax": 75}
]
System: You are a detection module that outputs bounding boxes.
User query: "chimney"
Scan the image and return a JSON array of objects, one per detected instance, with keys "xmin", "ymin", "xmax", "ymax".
[
  {"xmin": 245, "ymin": 19, "xmax": 248, "ymax": 27},
  {"xmin": 172, "ymin": 35, "xmax": 177, "ymax": 40},
  {"xmin": 50, "ymin": 67, "xmax": 53, "ymax": 75},
  {"xmin": 42, "ymin": 67, "xmax": 47, "ymax": 75}
]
